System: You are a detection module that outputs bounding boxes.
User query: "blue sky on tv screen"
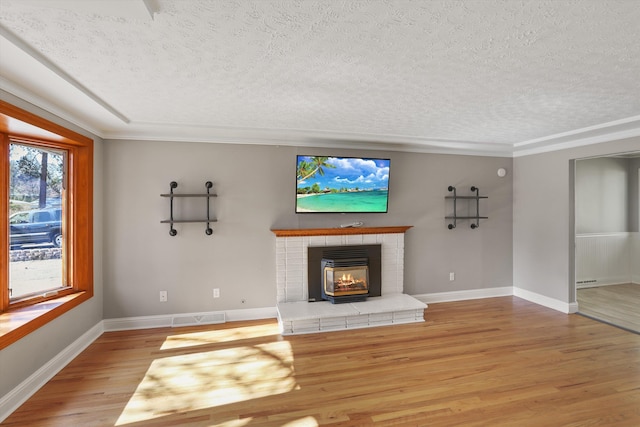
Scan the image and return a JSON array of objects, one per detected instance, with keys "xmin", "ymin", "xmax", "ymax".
[{"xmin": 297, "ymin": 156, "xmax": 390, "ymax": 190}]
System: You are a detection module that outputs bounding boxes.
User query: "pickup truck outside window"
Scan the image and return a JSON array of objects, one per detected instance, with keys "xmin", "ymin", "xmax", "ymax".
[{"xmin": 8, "ymin": 143, "xmax": 66, "ymax": 301}]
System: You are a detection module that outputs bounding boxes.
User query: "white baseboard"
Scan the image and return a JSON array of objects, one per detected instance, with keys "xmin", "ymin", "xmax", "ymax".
[
  {"xmin": 104, "ymin": 306, "xmax": 277, "ymax": 332},
  {"xmin": 412, "ymin": 287, "xmax": 578, "ymax": 315},
  {"xmin": 412, "ymin": 287, "xmax": 513, "ymax": 304},
  {"xmin": 225, "ymin": 307, "xmax": 277, "ymax": 322},
  {"xmin": 513, "ymin": 287, "xmax": 578, "ymax": 314},
  {"xmin": 0, "ymin": 322, "xmax": 104, "ymax": 423},
  {"xmin": 103, "ymin": 314, "xmax": 173, "ymax": 331},
  {"xmin": 576, "ymin": 281, "xmax": 632, "ymax": 289}
]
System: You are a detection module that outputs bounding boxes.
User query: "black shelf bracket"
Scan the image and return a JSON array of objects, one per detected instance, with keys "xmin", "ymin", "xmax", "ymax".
[
  {"xmin": 205, "ymin": 181, "xmax": 213, "ymax": 235},
  {"xmin": 447, "ymin": 186, "xmax": 457, "ymax": 229},
  {"xmin": 169, "ymin": 181, "xmax": 178, "ymax": 236}
]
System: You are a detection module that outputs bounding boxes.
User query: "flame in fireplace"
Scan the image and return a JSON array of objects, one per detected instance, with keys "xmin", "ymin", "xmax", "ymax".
[
  {"xmin": 334, "ymin": 272, "xmax": 367, "ymax": 292},
  {"xmin": 323, "ymin": 264, "xmax": 369, "ymax": 297},
  {"xmin": 339, "ymin": 273, "xmax": 355, "ymax": 285}
]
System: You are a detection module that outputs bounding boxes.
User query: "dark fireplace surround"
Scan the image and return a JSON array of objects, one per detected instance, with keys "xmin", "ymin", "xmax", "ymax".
[{"xmin": 308, "ymin": 244, "xmax": 382, "ymax": 303}]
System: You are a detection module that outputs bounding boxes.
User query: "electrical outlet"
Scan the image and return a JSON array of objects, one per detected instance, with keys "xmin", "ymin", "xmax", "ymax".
[
  {"xmin": 213, "ymin": 288, "xmax": 220, "ymax": 298},
  {"xmin": 449, "ymin": 272, "xmax": 455, "ymax": 281},
  {"xmin": 159, "ymin": 290, "xmax": 168, "ymax": 302}
]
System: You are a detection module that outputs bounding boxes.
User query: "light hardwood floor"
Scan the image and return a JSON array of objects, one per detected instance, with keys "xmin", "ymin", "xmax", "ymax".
[
  {"xmin": 577, "ymin": 283, "xmax": 640, "ymax": 333},
  {"xmin": 4, "ymin": 296, "xmax": 640, "ymax": 426}
]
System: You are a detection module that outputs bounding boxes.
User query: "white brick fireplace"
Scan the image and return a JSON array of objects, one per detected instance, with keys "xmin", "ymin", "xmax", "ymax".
[{"xmin": 272, "ymin": 226, "xmax": 427, "ymax": 335}]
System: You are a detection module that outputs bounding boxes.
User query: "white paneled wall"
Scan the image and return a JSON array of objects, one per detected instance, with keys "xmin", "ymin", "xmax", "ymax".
[
  {"xmin": 576, "ymin": 233, "xmax": 635, "ymax": 288},
  {"xmin": 275, "ymin": 233, "xmax": 405, "ymax": 303}
]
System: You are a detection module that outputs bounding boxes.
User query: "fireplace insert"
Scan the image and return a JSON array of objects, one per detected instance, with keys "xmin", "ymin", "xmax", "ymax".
[
  {"xmin": 321, "ymin": 257, "xmax": 369, "ymax": 303},
  {"xmin": 308, "ymin": 244, "xmax": 382, "ymax": 303}
]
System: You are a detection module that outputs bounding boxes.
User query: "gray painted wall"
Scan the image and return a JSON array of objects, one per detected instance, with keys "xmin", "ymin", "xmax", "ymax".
[
  {"xmin": 575, "ymin": 157, "xmax": 630, "ymax": 233},
  {"xmin": 103, "ymin": 141, "xmax": 514, "ymax": 318},
  {"xmin": 0, "ymin": 92, "xmax": 104, "ymax": 398},
  {"xmin": 513, "ymin": 137, "xmax": 640, "ymax": 305},
  {"xmin": 630, "ymin": 158, "xmax": 640, "ymax": 232}
]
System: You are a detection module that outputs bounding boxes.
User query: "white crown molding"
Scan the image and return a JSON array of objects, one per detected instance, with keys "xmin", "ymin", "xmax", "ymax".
[
  {"xmin": 514, "ymin": 115, "xmax": 640, "ymax": 148},
  {"xmin": 2, "ymin": 77, "xmax": 637, "ymax": 158},
  {"xmin": 513, "ymin": 116, "xmax": 640, "ymax": 157},
  {"xmin": 1, "ymin": 79, "xmax": 511, "ymax": 156},
  {"xmin": 0, "ymin": 78, "xmax": 106, "ymax": 138},
  {"xmin": 103, "ymin": 122, "xmax": 516, "ymax": 157}
]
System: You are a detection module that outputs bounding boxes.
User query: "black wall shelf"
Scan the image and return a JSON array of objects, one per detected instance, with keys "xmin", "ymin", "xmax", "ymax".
[
  {"xmin": 445, "ymin": 185, "xmax": 487, "ymax": 229},
  {"xmin": 161, "ymin": 181, "xmax": 217, "ymax": 236}
]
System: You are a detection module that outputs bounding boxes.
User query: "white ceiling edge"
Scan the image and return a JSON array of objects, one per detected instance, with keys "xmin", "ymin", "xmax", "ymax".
[
  {"xmin": 16, "ymin": 0, "xmax": 156, "ymax": 21},
  {"xmin": 2, "ymin": 64, "xmax": 638, "ymax": 158},
  {"xmin": 513, "ymin": 119, "xmax": 640, "ymax": 157},
  {"xmin": 0, "ymin": 25, "xmax": 129, "ymax": 124},
  {"xmin": 4, "ymin": 77, "xmax": 639, "ymax": 158},
  {"xmin": 103, "ymin": 123, "xmax": 515, "ymax": 157},
  {"xmin": 0, "ymin": 77, "xmax": 106, "ymax": 138},
  {"xmin": 0, "ymin": 79, "xmax": 506, "ymax": 156}
]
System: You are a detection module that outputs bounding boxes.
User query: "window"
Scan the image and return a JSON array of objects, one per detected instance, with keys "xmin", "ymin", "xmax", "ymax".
[
  {"xmin": 0, "ymin": 100, "xmax": 93, "ymax": 349},
  {"xmin": 9, "ymin": 143, "xmax": 66, "ymax": 301}
]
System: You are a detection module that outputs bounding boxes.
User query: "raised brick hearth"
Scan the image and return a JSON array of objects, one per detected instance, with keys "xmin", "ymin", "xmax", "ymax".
[{"xmin": 271, "ymin": 226, "xmax": 427, "ymax": 335}]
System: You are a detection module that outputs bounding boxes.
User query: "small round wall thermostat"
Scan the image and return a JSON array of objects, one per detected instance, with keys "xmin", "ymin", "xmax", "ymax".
[{"xmin": 497, "ymin": 168, "xmax": 507, "ymax": 177}]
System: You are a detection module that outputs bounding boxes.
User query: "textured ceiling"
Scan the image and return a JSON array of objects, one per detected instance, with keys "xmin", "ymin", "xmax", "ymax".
[{"xmin": 1, "ymin": 0, "xmax": 639, "ymax": 156}]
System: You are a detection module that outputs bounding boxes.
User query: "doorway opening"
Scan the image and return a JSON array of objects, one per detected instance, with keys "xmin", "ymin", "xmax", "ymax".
[{"xmin": 573, "ymin": 151, "xmax": 640, "ymax": 333}]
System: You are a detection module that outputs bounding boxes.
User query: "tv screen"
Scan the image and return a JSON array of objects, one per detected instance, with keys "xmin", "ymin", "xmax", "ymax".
[{"xmin": 296, "ymin": 155, "xmax": 390, "ymax": 213}]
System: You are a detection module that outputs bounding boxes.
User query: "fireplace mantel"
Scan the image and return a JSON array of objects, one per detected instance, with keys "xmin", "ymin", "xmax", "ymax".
[{"xmin": 271, "ymin": 226, "xmax": 412, "ymax": 237}]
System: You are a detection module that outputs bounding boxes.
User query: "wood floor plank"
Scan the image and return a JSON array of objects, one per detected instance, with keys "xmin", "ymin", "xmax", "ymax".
[{"xmin": 4, "ymin": 296, "xmax": 640, "ymax": 426}]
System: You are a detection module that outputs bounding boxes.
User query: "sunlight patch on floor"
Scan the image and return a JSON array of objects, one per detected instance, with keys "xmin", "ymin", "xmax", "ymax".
[
  {"xmin": 160, "ymin": 323, "xmax": 280, "ymax": 350},
  {"xmin": 206, "ymin": 416, "xmax": 317, "ymax": 427},
  {"xmin": 115, "ymin": 341, "xmax": 296, "ymax": 425},
  {"xmin": 281, "ymin": 416, "xmax": 320, "ymax": 427},
  {"xmin": 210, "ymin": 419, "xmax": 253, "ymax": 427}
]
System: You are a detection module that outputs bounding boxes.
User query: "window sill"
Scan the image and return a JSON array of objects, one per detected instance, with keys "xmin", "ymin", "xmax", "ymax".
[{"xmin": 0, "ymin": 291, "xmax": 90, "ymax": 350}]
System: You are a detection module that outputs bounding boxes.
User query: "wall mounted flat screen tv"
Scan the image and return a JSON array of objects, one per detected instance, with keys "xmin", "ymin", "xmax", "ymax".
[{"xmin": 296, "ymin": 155, "xmax": 390, "ymax": 213}]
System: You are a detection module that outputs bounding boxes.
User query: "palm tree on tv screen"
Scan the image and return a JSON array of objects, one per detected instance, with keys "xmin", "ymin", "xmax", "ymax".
[{"xmin": 296, "ymin": 156, "xmax": 335, "ymax": 184}]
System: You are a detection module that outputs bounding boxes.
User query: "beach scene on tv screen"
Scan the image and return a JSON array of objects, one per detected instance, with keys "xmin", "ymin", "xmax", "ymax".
[{"xmin": 296, "ymin": 156, "xmax": 390, "ymax": 213}]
